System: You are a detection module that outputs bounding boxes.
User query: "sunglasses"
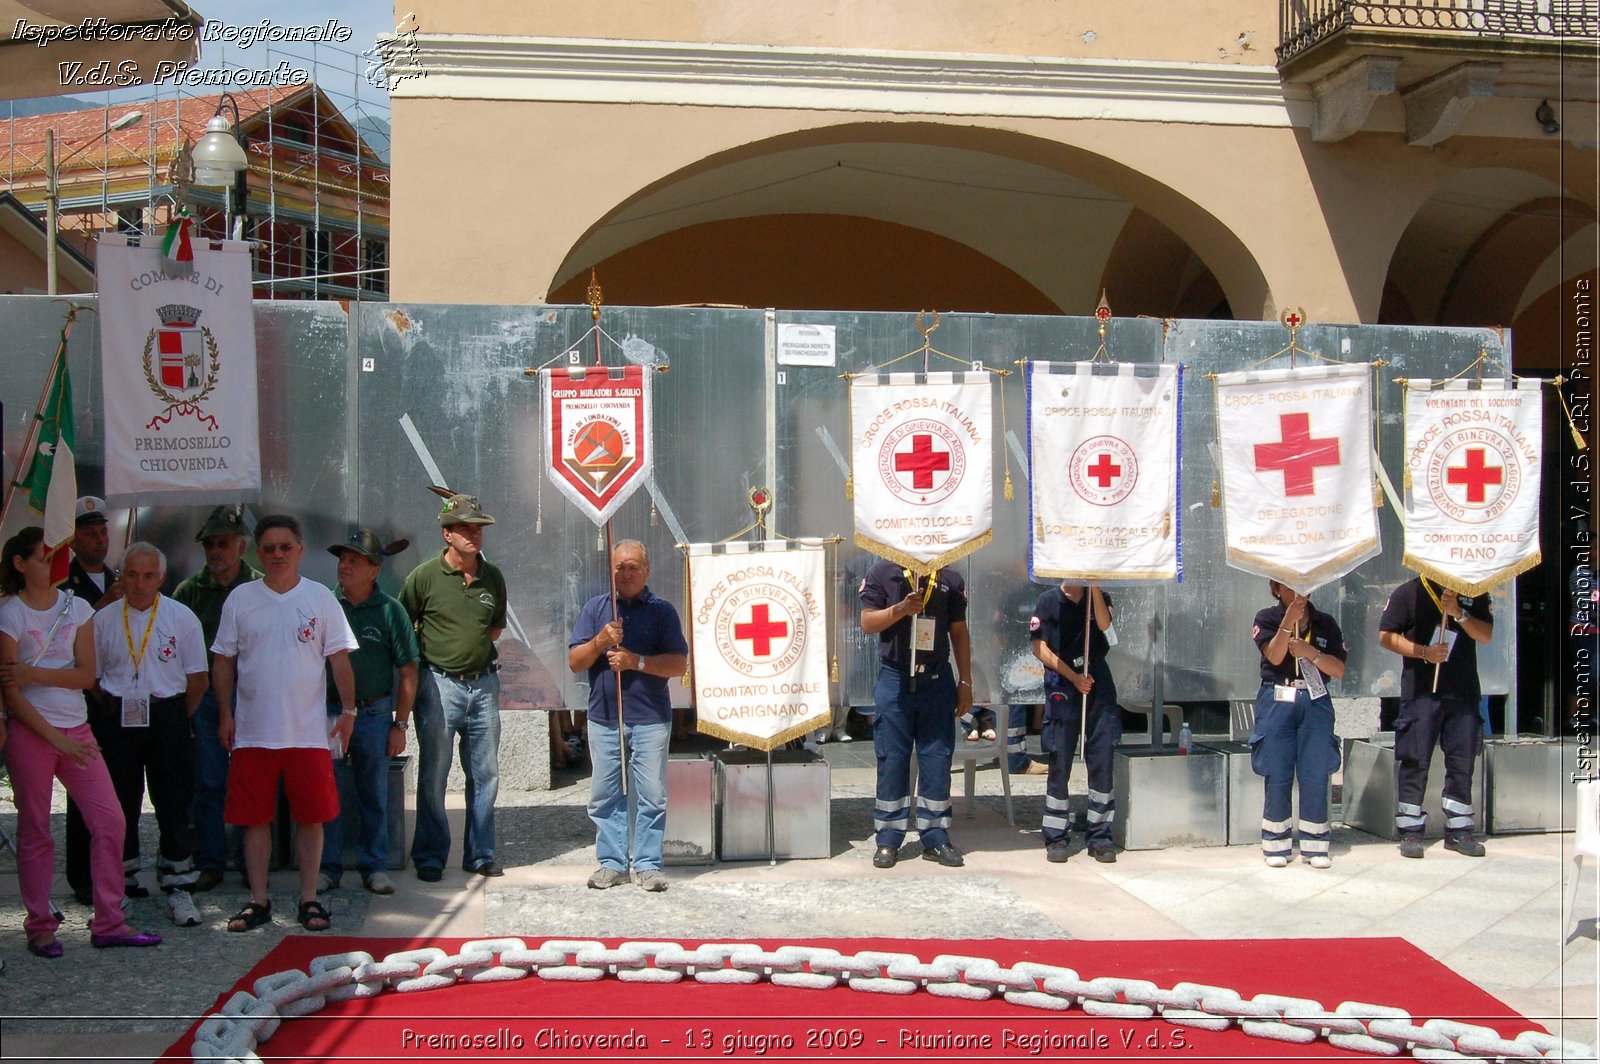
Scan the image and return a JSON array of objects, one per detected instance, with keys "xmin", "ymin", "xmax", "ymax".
[{"xmin": 258, "ymin": 542, "xmax": 297, "ymax": 555}]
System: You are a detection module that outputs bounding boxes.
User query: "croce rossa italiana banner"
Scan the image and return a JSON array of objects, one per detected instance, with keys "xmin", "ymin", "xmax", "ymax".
[
  {"xmin": 851, "ymin": 372, "xmax": 992, "ymax": 574},
  {"xmin": 1216, "ymin": 363, "xmax": 1380, "ymax": 591},
  {"xmin": 1402, "ymin": 378, "xmax": 1541, "ymax": 594}
]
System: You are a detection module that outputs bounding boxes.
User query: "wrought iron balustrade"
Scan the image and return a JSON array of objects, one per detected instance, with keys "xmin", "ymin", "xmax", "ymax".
[{"xmin": 1279, "ymin": 0, "xmax": 1599, "ymax": 63}]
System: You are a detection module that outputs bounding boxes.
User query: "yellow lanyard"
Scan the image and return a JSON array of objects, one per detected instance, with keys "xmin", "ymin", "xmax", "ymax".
[
  {"xmin": 123, "ymin": 597, "xmax": 158, "ymax": 683},
  {"xmin": 901, "ymin": 569, "xmax": 937, "ymax": 615},
  {"xmin": 1419, "ymin": 576, "xmax": 1447, "ymax": 619}
]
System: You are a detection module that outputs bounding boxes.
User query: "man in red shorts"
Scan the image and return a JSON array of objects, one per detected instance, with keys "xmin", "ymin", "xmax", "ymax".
[{"xmin": 213, "ymin": 514, "xmax": 358, "ymax": 932}]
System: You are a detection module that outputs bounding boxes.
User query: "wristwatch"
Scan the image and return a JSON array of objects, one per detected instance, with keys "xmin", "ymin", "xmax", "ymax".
[{"xmin": 391, "ymin": 719, "xmax": 409, "ymax": 731}]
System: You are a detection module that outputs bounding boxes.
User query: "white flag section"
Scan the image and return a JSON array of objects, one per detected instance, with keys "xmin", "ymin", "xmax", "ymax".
[
  {"xmin": 97, "ymin": 235, "xmax": 261, "ymax": 507},
  {"xmin": 1028, "ymin": 361, "xmax": 1181, "ymax": 582},
  {"xmin": 851, "ymin": 372, "xmax": 993, "ymax": 574},
  {"xmin": 1217, "ymin": 363, "xmax": 1379, "ymax": 591},
  {"xmin": 687, "ymin": 543, "xmax": 831, "ymax": 751},
  {"xmin": 1402, "ymin": 378, "xmax": 1542, "ymax": 594}
]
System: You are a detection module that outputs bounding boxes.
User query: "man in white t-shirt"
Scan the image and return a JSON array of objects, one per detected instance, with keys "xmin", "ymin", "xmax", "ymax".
[
  {"xmin": 213, "ymin": 515, "xmax": 358, "ymax": 933},
  {"xmin": 92, "ymin": 542, "xmax": 209, "ymax": 927}
]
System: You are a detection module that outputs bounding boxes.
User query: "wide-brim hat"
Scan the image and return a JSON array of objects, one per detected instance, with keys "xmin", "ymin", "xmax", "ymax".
[
  {"xmin": 328, "ymin": 529, "xmax": 409, "ymax": 565},
  {"xmin": 195, "ymin": 504, "xmax": 247, "ymax": 542},
  {"xmin": 430, "ymin": 486, "xmax": 495, "ymax": 526}
]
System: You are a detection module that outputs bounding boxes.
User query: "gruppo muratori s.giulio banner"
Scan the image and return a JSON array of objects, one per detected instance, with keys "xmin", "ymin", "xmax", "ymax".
[
  {"xmin": 1028, "ymin": 360, "xmax": 1182, "ymax": 583},
  {"xmin": 1401, "ymin": 377, "xmax": 1542, "ymax": 595},
  {"xmin": 97, "ymin": 234, "xmax": 260, "ymax": 506},
  {"xmin": 1216, "ymin": 363, "xmax": 1380, "ymax": 593}
]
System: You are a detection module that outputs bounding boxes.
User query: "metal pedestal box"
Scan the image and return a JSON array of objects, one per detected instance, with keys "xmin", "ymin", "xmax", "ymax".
[
  {"xmin": 1112, "ymin": 747, "xmax": 1227, "ymax": 850},
  {"xmin": 1202, "ymin": 741, "xmax": 1332, "ymax": 846},
  {"xmin": 1486, "ymin": 736, "xmax": 1578, "ymax": 834},
  {"xmin": 1343, "ymin": 736, "xmax": 1485, "ymax": 840},
  {"xmin": 714, "ymin": 749, "xmax": 831, "ymax": 861},
  {"xmin": 664, "ymin": 755, "xmax": 717, "ymax": 865}
]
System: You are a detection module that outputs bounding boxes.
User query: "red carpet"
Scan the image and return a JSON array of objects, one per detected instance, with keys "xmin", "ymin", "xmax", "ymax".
[{"xmin": 162, "ymin": 935, "xmax": 1539, "ymax": 1061}]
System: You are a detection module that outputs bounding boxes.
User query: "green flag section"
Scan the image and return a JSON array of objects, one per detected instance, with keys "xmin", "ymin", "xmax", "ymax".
[{"xmin": 23, "ymin": 353, "xmax": 78, "ymax": 563}]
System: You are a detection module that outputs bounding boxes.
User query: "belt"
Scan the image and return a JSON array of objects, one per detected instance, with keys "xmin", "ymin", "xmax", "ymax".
[
  {"xmin": 113, "ymin": 692, "xmax": 187, "ymax": 705},
  {"xmin": 882, "ymin": 660, "xmax": 947, "ymax": 678},
  {"xmin": 1266, "ymin": 679, "xmax": 1308, "ymax": 689},
  {"xmin": 355, "ymin": 692, "xmax": 393, "ymax": 710},
  {"xmin": 430, "ymin": 663, "xmax": 499, "ymax": 683}
]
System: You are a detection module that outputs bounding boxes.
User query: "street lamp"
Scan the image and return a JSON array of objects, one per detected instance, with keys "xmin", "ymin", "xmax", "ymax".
[
  {"xmin": 45, "ymin": 109, "xmax": 143, "ymax": 295},
  {"xmin": 189, "ymin": 92, "xmax": 248, "ymax": 240}
]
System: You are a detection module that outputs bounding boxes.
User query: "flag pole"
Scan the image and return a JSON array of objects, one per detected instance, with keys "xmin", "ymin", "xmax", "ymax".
[
  {"xmin": 606, "ymin": 518, "xmax": 628, "ymax": 797},
  {"xmin": 1081, "ymin": 587, "xmax": 1092, "ymax": 719},
  {"xmin": 0, "ymin": 305, "xmax": 78, "ymax": 530}
]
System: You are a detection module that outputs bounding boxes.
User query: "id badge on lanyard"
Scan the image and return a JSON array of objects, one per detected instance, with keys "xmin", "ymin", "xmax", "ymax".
[
  {"xmin": 121, "ymin": 676, "xmax": 151, "ymax": 727},
  {"xmin": 912, "ymin": 615, "xmax": 936, "ymax": 653}
]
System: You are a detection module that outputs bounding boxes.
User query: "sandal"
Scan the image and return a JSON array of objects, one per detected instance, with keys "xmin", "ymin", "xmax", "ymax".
[
  {"xmin": 297, "ymin": 899, "xmax": 331, "ymax": 932},
  {"xmin": 227, "ymin": 900, "xmax": 272, "ymax": 932}
]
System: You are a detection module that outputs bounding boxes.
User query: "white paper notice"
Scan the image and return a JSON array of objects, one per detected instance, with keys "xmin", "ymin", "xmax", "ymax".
[{"xmin": 777, "ymin": 323, "xmax": 837, "ymax": 366}]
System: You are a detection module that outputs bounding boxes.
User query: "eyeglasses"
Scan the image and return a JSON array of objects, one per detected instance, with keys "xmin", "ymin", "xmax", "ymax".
[{"xmin": 258, "ymin": 542, "xmax": 297, "ymax": 555}]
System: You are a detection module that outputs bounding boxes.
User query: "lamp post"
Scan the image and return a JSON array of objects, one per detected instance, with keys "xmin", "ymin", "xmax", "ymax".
[
  {"xmin": 190, "ymin": 92, "xmax": 248, "ymax": 240},
  {"xmin": 45, "ymin": 109, "xmax": 143, "ymax": 295}
]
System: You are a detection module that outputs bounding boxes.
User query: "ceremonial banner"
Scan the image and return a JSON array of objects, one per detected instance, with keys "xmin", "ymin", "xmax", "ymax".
[
  {"xmin": 1401, "ymin": 378, "xmax": 1542, "ymax": 594},
  {"xmin": 851, "ymin": 372, "xmax": 992, "ymax": 573},
  {"xmin": 97, "ymin": 234, "xmax": 261, "ymax": 506},
  {"xmin": 543, "ymin": 365, "xmax": 652, "ymax": 525},
  {"xmin": 1028, "ymin": 361, "xmax": 1181, "ymax": 582},
  {"xmin": 687, "ymin": 542, "xmax": 830, "ymax": 751},
  {"xmin": 1216, "ymin": 363, "xmax": 1379, "ymax": 591}
]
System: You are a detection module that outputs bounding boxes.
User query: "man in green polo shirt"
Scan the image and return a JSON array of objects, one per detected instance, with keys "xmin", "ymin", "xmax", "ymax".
[
  {"xmin": 400, "ymin": 492, "xmax": 507, "ymax": 882},
  {"xmin": 172, "ymin": 505, "xmax": 260, "ymax": 893},
  {"xmin": 318, "ymin": 530, "xmax": 418, "ymax": 896}
]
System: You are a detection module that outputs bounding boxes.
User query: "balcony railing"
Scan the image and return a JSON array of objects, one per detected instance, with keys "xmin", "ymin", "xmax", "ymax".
[{"xmin": 1279, "ymin": 0, "xmax": 1600, "ymax": 63}]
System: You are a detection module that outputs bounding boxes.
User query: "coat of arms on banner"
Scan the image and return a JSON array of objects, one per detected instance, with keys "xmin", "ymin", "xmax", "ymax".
[
  {"xmin": 543, "ymin": 365, "xmax": 652, "ymax": 526},
  {"xmin": 142, "ymin": 303, "xmax": 221, "ymax": 430},
  {"xmin": 1216, "ymin": 363, "xmax": 1380, "ymax": 591},
  {"xmin": 97, "ymin": 234, "xmax": 261, "ymax": 507},
  {"xmin": 688, "ymin": 543, "xmax": 830, "ymax": 751},
  {"xmin": 1401, "ymin": 378, "xmax": 1542, "ymax": 594},
  {"xmin": 1029, "ymin": 361, "xmax": 1181, "ymax": 582},
  {"xmin": 850, "ymin": 372, "xmax": 993, "ymax": 574}
]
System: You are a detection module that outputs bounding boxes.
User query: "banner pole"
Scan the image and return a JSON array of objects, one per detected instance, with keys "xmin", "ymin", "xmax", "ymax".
[
  {"xmin": 1081, "ymin": 588, "xmax": 1091, "ymax": 719},
  {"xmin": 606, "ymin": 518, "xmax": 627, "ymax": 797}
]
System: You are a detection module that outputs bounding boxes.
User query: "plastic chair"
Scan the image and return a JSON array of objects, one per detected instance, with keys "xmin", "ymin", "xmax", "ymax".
[
  {"xmin": 1566, "ymin": 779, "xmax": 1600, "ymax": 942},
  {"xmin": 1124, "ymin": 703, "xmax": 1185, "ymax": 746},
  {"xmin": 954, "ymin": 731, "xmax": 1015, "ymax": 826}
]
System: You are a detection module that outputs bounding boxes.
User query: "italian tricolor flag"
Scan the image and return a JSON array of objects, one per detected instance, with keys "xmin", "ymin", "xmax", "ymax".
[{"xmin": 23, "ymin": 355, "xmax": 77, "ymax": 585}]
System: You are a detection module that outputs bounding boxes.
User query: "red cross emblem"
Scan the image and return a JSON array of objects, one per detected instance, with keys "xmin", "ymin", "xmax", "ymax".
[
  {"xmin": 894, "ymin": 434, "xmax": 951, "ymax": 491},
  {"xmin": 733, "ymin": 603, "xmax": 789, "ymax": 658},
  {"xmin": 1086, "ymin": 453, "xmax": 1122, "ymax": 488},
  {"xmin": 1446, "ymin": 447, "xmax": 1503, "ymax": 503},
  {"xmin": 1254, "ymin": 412, "xmax": 1341, "ymax": 497}
]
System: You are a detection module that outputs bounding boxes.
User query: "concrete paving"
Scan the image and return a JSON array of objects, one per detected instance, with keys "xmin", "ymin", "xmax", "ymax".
[{"xmin": 2, "ymin": 734, "xmax": 1596, "ymax": 1062}]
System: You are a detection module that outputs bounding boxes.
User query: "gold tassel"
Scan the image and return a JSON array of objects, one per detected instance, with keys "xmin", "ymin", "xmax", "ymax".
[
  {"xmin": 650, "ymin": 501, "xmax": 659, "ymax": 527},
  {"xmin": 1374, "ymin": 477, "xmax": 1384, "ymax": 509},
  {"xmin": 535, "ymin": 516, "xmax": 542, "ymax": 535},
  {"xmin": 596, "ymin": 527, "xmax": 604, "ymax": 551},
  {"xmin": 830, "ymin": 656, "xmax": 841, "ymax": 684},
  {"xmin": 1403, "ymin": 465, "xmax": 1413, "ymax": 492},
  {"xmin": 1556, "ymin": 375, "xmax": 1589, "ymax": 451},
  {"xmin": 1211, "ymin": 478, "xmax": 1221, "ymax": 508},
  {"xmin": 1003, "ymin": 468, "xmax": 1014, "ymax": 502},
  {"xmin": 1162, "ymin": 510, "xmax": 1172, "ymax": 538},
  {"xmin": 845, "ymin": 471, "xmax": 854, "ymax": 500}
]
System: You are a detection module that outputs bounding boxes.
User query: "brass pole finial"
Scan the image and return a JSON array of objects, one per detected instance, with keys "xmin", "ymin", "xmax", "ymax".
[{"xmin": 587, "ymin": 269, "xmax": 603, "ymax": 323}]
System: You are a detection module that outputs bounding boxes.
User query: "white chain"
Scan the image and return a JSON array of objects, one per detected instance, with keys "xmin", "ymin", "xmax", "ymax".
[{"xmin": 189, "ymin": 938, "xmax": 1595, "ymax": 1064}]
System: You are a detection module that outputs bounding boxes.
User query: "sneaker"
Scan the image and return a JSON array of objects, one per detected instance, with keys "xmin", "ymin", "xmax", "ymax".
[
  {"xmin": 1399, "ymin": 834, "xmax": 1426, "ymax": 859},
  {"xmin": 1089, "ymin": 842, "xmax": 1118, "ymax": 864},
  {"xmin": 167, "ymin": 891, "xmax": 201, "ymax": 927},
  {"xmin": 1264, "ymin": 854, "xmax": 1289, "ymax": 868},
  {"xmin": 315, "ymin": 872, "xmax": 338, "ymax": 894},
  {"xmin": 1045, "ymin": 842, "xmax": 1071, "ymax": 864},
  {"xmin": 1304, "ymin": 854, "xmax": 1332, "ymax": 869},
  {"xmin": 191, "ymin": 868, "xmax": 225, "ymax": 894},
  {"xmin": 831, "ymin": 726, "xmax": 852, "ymax": 743},
  {"xmin": 364, "ymin": 872, "xmax": 396, "ymax": 895},
  {"xmin": 1444, "ymin": 834, "xmax": 1486, "ymax": 857},
  {"xmin": 921, "ymin": 843, "xmax": 965, "ymax": 868},
  {"xmin": 635, "ymin": 869, "xmax": 669, "ymax": 892},
  {"xmin": 587, "ymin": 866, "xmax": 629, "ymax": 889},
  {"xmin": 872, "ymin": 845, "xmax": 898, "ymax": 869}
]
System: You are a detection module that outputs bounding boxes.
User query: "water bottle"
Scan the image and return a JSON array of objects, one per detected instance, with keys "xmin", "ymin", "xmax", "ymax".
[{"xmin": 1178, "ymin": 722, "xmax": 1192, "ymax": 755}]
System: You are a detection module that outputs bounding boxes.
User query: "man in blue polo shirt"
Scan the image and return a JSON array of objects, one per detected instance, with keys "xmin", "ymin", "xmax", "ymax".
[{"xmin": 568, "ymin": 540, "xmax": 688, "ymax": 893}]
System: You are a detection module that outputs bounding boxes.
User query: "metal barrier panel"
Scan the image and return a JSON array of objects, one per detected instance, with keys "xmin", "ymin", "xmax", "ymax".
[{"xmin": 0, "ymin": 296, "xmax": 1514, "ymax": 716}]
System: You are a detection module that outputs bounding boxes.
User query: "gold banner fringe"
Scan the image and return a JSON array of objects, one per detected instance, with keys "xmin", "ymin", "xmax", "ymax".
[
  {"xmin": 1032, "ymin": 566, "xmax": 1177, "ymax": 582},
  {"xmin": 1401, "ymin": 550, "xmax": 1543, "ymax": 599},
  {"xmin": 692, "ymin": 714, "xmax": 831, "ymax": 754},
  {"xmin": 854, "ymin": 528, "xmax": 995, "ymax": 578},
  {"xmin": 1225, "ymin": 536, "xmax": 1381, "ymax": 591}
]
